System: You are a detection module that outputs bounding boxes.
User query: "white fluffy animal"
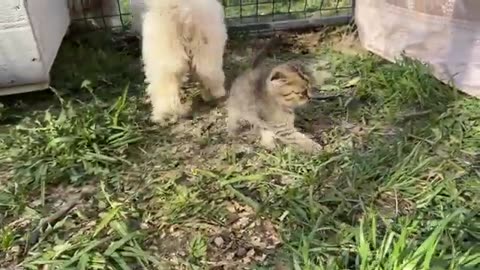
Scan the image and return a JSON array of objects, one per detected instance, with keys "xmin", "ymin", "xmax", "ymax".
[{"xmin": 142, "ymin": 0, "xmax": 228, "ymax": 123}]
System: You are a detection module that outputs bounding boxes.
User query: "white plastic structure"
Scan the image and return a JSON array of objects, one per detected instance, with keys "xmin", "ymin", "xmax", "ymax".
[
  {"xmin": 130, "ymin": 0, "xmax": 144, "ymax": 35},
  {"xmin": 0, "ymin": 0, "xmax": 69, "ymax": 96}
]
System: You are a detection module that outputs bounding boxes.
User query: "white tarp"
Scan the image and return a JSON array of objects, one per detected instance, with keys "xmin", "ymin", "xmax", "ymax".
[{"xmin": 355, "ymin": 0, "xmax": 480, "ymax": 98}]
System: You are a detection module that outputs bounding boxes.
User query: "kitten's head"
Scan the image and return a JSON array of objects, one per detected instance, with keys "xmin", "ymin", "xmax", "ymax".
[{"xmin": 265, "ymin": 61, "xmax": 314, "ymax": 108}]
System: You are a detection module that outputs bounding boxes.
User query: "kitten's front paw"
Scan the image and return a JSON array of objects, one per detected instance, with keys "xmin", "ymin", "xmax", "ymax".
[
  {"xmin": 261, "ymin": 139, "xmax": 277, "ymax": 150},
  {"xmin": 300, "ymin": 141, "xmax": 323, "ymax": 154},
  {"xmin": 260, "ymin": 130, "xmax": 277, "ymax": 150},
  {"xmin": 311, "ymin": 142, "xmax": 323, "ymax": 153}
]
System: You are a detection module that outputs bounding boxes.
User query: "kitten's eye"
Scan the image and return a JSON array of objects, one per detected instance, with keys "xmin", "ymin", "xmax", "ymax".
[{"xmin": 270, "ymin": 71, "xmax": 287, "ymax": 81}]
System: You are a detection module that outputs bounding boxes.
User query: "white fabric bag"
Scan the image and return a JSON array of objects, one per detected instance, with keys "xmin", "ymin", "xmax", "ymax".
[{"xmin": 355, "ymin": 0, "xmax": 480, "ymax": 97}]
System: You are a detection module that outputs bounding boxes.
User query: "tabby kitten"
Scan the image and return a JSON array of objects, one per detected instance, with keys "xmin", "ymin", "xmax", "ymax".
[{"xmin": 226, "ymin": 40, "xmax": 322, "ymax": 153}]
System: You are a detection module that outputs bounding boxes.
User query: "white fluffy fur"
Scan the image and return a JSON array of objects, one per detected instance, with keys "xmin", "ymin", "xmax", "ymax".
[{"xmin": 142, "ymin": 0, "xmax": 228, "ymax": 123}]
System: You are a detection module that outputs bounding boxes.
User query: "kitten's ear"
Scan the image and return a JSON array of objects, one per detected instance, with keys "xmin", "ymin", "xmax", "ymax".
[{"xmin": 269, "ymin": 71, "xmax": 288, "ymax": 87}]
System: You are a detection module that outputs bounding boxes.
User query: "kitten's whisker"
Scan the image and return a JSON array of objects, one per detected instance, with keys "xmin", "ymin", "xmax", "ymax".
[{"xmin": 310, "ymin": 93, "xmax": 344, "ymax": 100}]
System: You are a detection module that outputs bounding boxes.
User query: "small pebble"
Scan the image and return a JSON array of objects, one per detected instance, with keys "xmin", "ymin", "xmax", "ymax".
[
  {"xmin": 236, "ymin": 247, "xmax": 247, "ymax": 257},
  {"xmin": 214, "ymin": 236, "xmax": 224, "ymax": 247}
]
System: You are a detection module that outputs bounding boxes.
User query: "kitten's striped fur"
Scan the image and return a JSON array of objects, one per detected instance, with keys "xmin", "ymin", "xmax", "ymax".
[{"xmin": 226, "ymin": 38, "xmax": 322, "ymax": 153}]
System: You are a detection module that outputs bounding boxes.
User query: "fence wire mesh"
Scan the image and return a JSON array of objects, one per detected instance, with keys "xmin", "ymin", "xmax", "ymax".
[
  {"xmin": 68, "ymin": 0, "xmax": 130, "ymax": 30},
  {"xmin": 69, "ymin": 0, "xmax": 354, "ymax": 32}
]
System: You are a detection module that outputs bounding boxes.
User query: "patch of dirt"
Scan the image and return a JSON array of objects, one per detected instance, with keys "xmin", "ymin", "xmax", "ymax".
[
  {"xmin": 145, "ymin": 201, "xmax": 282, "ymax": 269},
  {"xmin": 205, "ymin": 202, "xmax": 282, "ymax": 269}
]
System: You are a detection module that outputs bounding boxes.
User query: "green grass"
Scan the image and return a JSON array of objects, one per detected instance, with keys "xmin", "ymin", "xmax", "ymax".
[{"xmin": 0, "ymin": 28, "xmax": 479, "ymax": 269}]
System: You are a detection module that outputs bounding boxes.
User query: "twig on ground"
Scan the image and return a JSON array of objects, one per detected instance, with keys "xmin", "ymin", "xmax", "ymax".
[
  {"xmin": 310, "ymin": 93, "xmax": 344, "ymax": 101},
  {"xmin": 22, "ymin": 185, "xmax": 96, "ymax": 255}
]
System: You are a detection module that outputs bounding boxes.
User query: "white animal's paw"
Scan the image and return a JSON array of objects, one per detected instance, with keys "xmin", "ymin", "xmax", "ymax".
[
  {"xmin": 211, "ymin": 87, "xmax": 226, "ymax": 98},
  {"xmin": 150, "ymin": 101, "xmax": 192, "ymax": 126}
]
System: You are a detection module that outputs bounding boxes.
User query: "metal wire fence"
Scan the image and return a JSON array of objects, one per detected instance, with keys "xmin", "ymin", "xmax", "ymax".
[
  {"xmin": 69, "ymin": 0, "xmax": 354, "ymax": 32},
  {"xmin": 224, "ymin": 0, "xmax": 354, "ymax": 31}
]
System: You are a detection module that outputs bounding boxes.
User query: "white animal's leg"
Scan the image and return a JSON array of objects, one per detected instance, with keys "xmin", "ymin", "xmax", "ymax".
[
  {"xmin": 142, "ymin": 9, "xmax": 189, "ymax": 123},
  {"xmin": 191, "ymin": 20, "xmax": 227, "ymax": 101},
  {"xmin": 146, "ymin": 74, "xmax": 190, "ymax": 123}
]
